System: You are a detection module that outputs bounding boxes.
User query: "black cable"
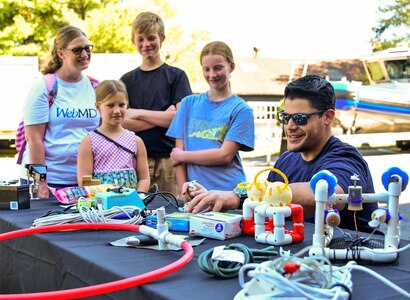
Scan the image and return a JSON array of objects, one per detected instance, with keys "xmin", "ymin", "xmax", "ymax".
[
  {"xmin": 329, "ymin": 283, "xmax": 352, "ymax": 300},
  {"xmin": 38, "ymin": 205, "xmax": 73, "ymax": 218},
  {"xmin": 198, "ymin": 243, "xmax": 278, "ymax": 278},
  {"xmin": 143, "ymin": 191, "xmax": 183, "ymax": 210}
]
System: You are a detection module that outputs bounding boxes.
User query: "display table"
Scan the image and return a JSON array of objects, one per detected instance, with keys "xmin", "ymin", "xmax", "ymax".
[{"xmin": 0, "ymin": 198, "xmax": 409, "ymax": 299}]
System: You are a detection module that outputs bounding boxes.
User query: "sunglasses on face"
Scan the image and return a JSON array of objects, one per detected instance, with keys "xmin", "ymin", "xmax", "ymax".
[
  {"xmin": 65, "ymin": 45, "xmax": 93, "ymax": 56},
  {"xmin": 277, "ymin": 110, "xmax": 326, "ymax": 126}
]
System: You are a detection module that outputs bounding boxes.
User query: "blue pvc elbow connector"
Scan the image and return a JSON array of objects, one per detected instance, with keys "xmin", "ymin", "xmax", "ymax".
[{"xmin": 309, "ymin": 170, "xmax": 338, "ymax": 196}]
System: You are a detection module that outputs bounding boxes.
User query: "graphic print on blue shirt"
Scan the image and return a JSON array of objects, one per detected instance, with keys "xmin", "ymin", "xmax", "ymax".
[{"xmin": 188, "ymin": 119, "xmax": 229, "ymax": 141}]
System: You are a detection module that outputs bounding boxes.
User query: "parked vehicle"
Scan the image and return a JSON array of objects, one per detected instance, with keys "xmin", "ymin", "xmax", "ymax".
[{"xmin": 333, "ymin": 45, "xmax": 410, "ymax": 134}]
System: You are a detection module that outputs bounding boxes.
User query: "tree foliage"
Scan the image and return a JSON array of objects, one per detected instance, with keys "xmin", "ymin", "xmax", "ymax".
[
  {"xmin": 0, "ymin": 1, "xmax": 70, "ymax": 56},
  {"xmin": 0, "ymin": 0, "xmax": 209, "ymax": 81},
  {"xmin": 81, "ymin": 3, "xmax": 137, "ymax": 53},
  {"xmin": 67, "ymin": 0, "xmax": 116, "ymax": 20},
  {"xmin": 371, "ymin": 0, "xmax": 410, "ymax": 51}
]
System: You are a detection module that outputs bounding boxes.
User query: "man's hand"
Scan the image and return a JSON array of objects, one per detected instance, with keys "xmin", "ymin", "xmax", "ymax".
[{"xmin": 184, "ymin": 190, "xmax": 240, "ymax": 214}]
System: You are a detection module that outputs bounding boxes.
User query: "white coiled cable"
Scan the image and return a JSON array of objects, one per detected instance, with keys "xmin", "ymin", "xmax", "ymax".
[
  {"xmin": 235, "ymin": 245, "xmax": 410, "ymax": 299},
  {"xmin": 32, "ymin": 204, "xmax": 143, "ymax": 227}
]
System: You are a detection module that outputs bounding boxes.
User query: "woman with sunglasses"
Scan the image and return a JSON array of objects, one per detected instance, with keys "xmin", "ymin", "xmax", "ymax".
[
  {"xmin": 19, "ymin": 25, "xmax": 100, "ymax": 199},
  {"xmin": 184, "ymin": 75, "xmax": 378, "ymax": 233}
]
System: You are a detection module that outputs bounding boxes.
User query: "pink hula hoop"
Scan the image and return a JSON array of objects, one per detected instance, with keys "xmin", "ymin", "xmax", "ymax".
[{"xmin": 0, "ymin": 223, "xmax": 194, "ymax": 299}]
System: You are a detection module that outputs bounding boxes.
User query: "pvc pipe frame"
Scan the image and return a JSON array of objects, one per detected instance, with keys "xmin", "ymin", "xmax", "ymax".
[
  {"xmin": 243, "ymin": 200, "xmax": 304, "ymax": 246},
  {"xmin": 310, "ymin": 176, "xmax": 403, "ymax": 262},
  {"xmin": 0, "ymin": 223, "xmax": 194, "ymax": 299}
]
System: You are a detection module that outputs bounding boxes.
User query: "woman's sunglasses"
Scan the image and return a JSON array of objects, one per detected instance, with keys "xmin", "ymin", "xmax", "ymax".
[
  {"xmin": 65, "ymin": 45, "xmax": 93, "ymax": 56},
  {"xmin": 277, "ymin": 110, "xmax": 326, "ymax": 126}
]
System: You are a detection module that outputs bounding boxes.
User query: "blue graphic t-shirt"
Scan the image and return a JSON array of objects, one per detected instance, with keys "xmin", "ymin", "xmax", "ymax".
[
  {"xmin": 22, "ymin": 75, "xmax": 100, "ymax": 184},
  {"xmin": 167, "ymin": 92, "xmax": 254, "ymax": 190}
]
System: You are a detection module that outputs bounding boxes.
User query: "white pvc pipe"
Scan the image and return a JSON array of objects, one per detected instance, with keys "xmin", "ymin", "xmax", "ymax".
[
  {"xmin": 328, "ymin": 248, "xmax": 398, "ymax": 262},
  {"xmin": 385, "ymin": 176, "xmax": 402, "ymax": 249},
  {"xmin": 312, "ymin": 179, "xmax": 328, "ymax": 248}
]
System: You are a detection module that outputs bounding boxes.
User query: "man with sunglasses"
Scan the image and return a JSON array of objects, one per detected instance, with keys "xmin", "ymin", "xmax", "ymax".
[{"xmin": 184, "ymin": 74, "xmax": 378, "ymax": 233}]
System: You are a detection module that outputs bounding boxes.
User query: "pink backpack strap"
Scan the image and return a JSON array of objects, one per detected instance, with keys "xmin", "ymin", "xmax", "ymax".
[
  {"xmin": 87, "ymin": 75, "xmax": 100, "ymax": 89},
  {"xmin": 44, "ymin": 73, "xmax": 58, "ymax": 106},
  {"xmin": 44, "ymin": 73, "xmax": 56, "ymax": 91}
]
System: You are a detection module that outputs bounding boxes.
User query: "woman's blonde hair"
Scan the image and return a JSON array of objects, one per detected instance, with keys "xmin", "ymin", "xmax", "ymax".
[
  {"xmin": 95, "ymin": 80, "xmax": 129, "ymax": 104},
  {"xmin": 41, "ymin": 25, "xmax": 86, "ymax": 75}
]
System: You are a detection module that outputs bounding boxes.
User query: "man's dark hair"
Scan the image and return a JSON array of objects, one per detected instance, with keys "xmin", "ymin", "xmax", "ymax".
[{"xmin": 284, "ymin": 74, "xmax": 336, "ymax": 110}]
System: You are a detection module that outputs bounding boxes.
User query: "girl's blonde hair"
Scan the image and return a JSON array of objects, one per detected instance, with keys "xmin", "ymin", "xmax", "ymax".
[
  {"xmin": 95, "ymin": 80, "xmax": 128, "ymax": 104},
  {"xmin": 200, "ymin": 41, "xmax": 234, "ymax": 65},
  {"xmin": 41, "ymin": 25, "xmax": 86, "ymax": 75}
]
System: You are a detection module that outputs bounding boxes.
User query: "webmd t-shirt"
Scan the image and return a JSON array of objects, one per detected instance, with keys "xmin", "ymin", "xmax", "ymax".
[{"xmin": 21, "ymin": 75, "xmax": 99, "ymax": 185}]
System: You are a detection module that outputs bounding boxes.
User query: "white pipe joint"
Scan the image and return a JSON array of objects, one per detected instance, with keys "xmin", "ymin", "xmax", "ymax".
[
  {"xmin": 243, "ymin": 199, "xmax": 260, "ymax": 219},
  {"xmin": 255, "ymin": 231, "xmax": 292, "ymax": 246}
]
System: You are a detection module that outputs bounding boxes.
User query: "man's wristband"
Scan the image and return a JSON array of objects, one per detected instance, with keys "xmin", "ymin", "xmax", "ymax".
[{"xmin": 233, "ymin": 187, "xmax": 247, "ymax": 209}]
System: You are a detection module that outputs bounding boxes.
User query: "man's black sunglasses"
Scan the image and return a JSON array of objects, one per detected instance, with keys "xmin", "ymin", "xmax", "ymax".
[
  {"xmin": 65, "ymin": 45, "xmax": 93, "ymax": 56},
  {"xmin": 277, "ymin": 110, "xmax": 326, "ymax": 126}
]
